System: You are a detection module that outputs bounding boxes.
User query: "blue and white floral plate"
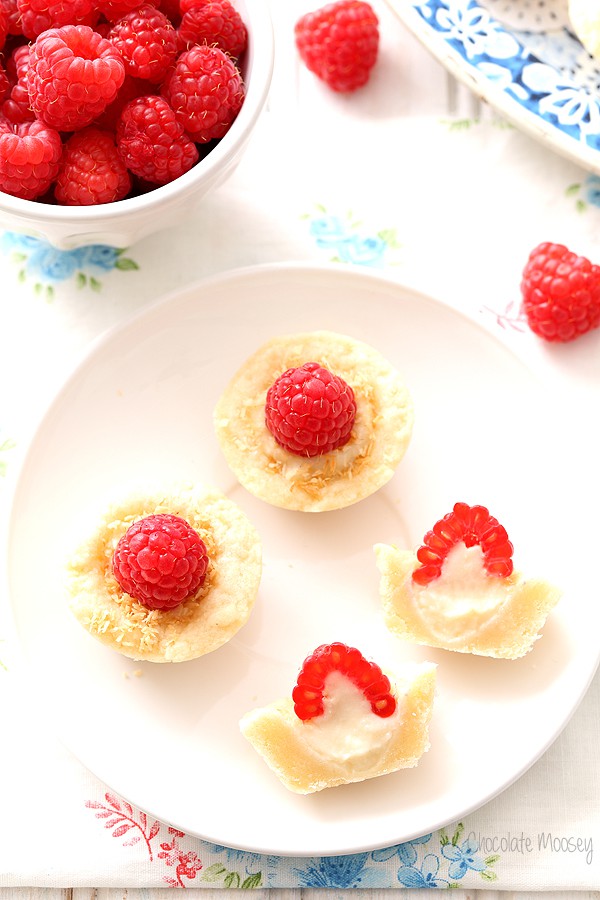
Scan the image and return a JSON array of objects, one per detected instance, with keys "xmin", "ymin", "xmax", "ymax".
[{"xmin": 387, "ymin": 0, "xmax": 600, "ymax": 174}]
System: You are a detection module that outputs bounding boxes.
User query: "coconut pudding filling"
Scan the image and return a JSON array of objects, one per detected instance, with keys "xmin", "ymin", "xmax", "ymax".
[
  {"xmin": 410, "ymin": 542, "xmax": 512, "ymax": 644},
  {"xmin": 300, "ymin": 671, "xmax": 402, "ymax": 772}
]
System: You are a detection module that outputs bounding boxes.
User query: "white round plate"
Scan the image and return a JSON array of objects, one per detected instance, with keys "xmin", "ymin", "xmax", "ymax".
[
  {"xmin": 385, "ymin": 0, "xmax": 600, "ymax": 176},
  {"xmin": 6, "ymin": 263, "xmax": 600, "ymax": 857}
]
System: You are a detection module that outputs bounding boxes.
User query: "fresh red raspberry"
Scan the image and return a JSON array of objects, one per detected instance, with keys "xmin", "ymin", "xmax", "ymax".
[
  {"xmin": 161, "ymin": 44, "xmax": 244, "ymax": 143},
  {"xmin": 295, "ymin": 0, "xmax": 379, "ymax": 93},
  {"xmin": 178, "ymin": 0, "xmax": 247, "ymax": 58},
  {"xmin": 16, "ymin": 0, "xmax": 98, "ymax": 40},
  {"xmin": 0, "ymin": 3, "xmax": 8, "ymax": 49},
  {"xmin": 265, "ymin": 361, "xmax": 356, "ymax": 458},
  {"xmin": 109, "ymin": 4, "xmax": 178, "ymax": 83},
  {"xmin": 9, "ymin": 42, "xmax": 30, "ymax": 83},
  {"xmin": 292, "ymin": 643, "xmax": 396, "ymax": 721},
  {"xmin": 112, "ymin": 513, "xmax": 209, "ymax": 610},
  {"xmin": 54, "ymin": 126, "xmax": 131, "ymax": 204},
  {"xmin": 1, "ymin": 44, "xmax": 35, "ymax": 124},
  {"xmin": 28, "ymin": 25, "xmax": 125, "ymax": 131},
  {"xmin": 0, "ymin": 116, "xmax": 62, "ymax": 199},
  {"xmin": 413, "ymin": 502, "xmax": 514, "ymax": 587},
  {"xmin": 2, "ymin": 0, "xmax": 22, "ymax": 36},
  {"xmin": 521, "ymin": 241, "xmax": 600, "ymax": 342},
  {"xmin": 0, "ymin": 66, "xmax": 8, "ymax": 104},
  {"xmin": 98, "ymin": 0, "xmax": 158, "ymax": 22},
  {"xmin": 117, "ymin": 94, "xmax": 199, "ymax": 184}
]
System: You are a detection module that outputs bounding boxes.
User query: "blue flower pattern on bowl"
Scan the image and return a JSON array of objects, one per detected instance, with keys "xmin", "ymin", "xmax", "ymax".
[{"xmin": 410, "ymin": 0, "xmax": 600, "ymax": 154}]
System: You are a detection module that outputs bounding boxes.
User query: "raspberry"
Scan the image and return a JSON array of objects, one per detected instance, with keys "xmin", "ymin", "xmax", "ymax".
[
  {"xmin": 2, "ymin": 0, "xmax": 22, "ymax": 36},
  {"xmin": 2, "ymin": 45, "xmax": 34, "ymax": 125},
  {"xmin": 521, "ymin": 241, "xmax": 600, "ymax": 342},
  {"xmin": 295, "ymin": 0, "xmax": 379, "ymax": 93},
  {"xmin": 0, "ymin": 116, "xmax": 62, "ymax": 199},
  {"xmin": 412, "ymin": 502, "xmax": 514, "ymax": 587},
  {"xmin": 0, "ymin": 3, "xmax": 8, "ymax": 49},
  {"xmin": 0, "ymin": 66, "xmax": 8, "ymax": 104},
  {"xmin": 2, "ymin": 81, "xmax": 35, "ymax": 124},
  {"xmin": 109, "ymin": 4, "xmax": 178, "ymax": 83},
  {"xmin": 98, "ymin": 0, "xmax": 158, "ymax": 22},
  {"xmin": 117, "ymin": 94, "xmax": 199, "ymax": 184},
  {"xmin": 265, "ymin": 361, "xmax": 356, "ymax": 458},
  {"xmin": 28, "ymin": 25, "xmax": 125, "ymax": 131},
  {"xmin": 112, "ymin": 513, "xmax": 209, "ymax": 610},
  {"xmin": 16, "ymin": 0, "xmax": 98, "ymax": 40},
  {"xmin": 292, "ymin": 643, "xmax": 396, "ymax": 721},
  {"xmin": 54, "ymin": 126, "xmax": 131, "ymax": 205},
  {"xmin": 161, "ymin": 44, "xmax": 244, "ymax": 143},
  {"xmin": 178, "ymin": 0, "xmax": 248, "ymax": 58}
]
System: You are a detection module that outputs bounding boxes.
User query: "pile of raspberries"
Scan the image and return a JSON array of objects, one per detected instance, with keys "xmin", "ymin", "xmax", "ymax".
[{"xmin": 0, "ymin": 0, "xmax": 247, "ymax": 204}]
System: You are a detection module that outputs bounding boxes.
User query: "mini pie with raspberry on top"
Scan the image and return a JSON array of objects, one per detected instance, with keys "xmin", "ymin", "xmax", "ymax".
[
  {"xmin": 375, "ymin": 502, "xmax": 561, "ymax": 659},
  {"xmin": 67, "ymin": 484, "xmax": 261, "ymax": 663},
  {"xmin": 213, "ymin": 330, "xmax": 414, "ymax": 512},
  {"xmin": 240, "ymin": 642, "xmax": 436, "ymax": 794}
]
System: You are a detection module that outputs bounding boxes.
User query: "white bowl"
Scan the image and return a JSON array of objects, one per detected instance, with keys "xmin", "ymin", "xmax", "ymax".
[{"xmin": 0, "ymin": 0, "xmax": 273, "ymax": 250}]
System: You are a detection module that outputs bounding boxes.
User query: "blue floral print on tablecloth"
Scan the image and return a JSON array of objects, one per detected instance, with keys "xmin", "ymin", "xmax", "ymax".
[
  {"xmin": 306, "ymin": 206, "xmax": 400, "ymax": 266},
  {"xmin": 410, "ymin": 0, "xmax": 600, "ymax": 150},
  {"xmin": 290, "ymin": 823, "xmax": 499, "ymax": 888},
  {"xmin": 0, "ymin": 231, "xmax": 139, "ymax": 296}
]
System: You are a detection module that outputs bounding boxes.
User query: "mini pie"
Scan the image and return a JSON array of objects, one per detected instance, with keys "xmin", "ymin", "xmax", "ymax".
[
  {"xmin": 375, "ymin": 502, "xmax": 561, "ymax": 660},
  {"xmin": 568, "ymin": 0, "xmax": 600, "ymax": 59},
  {"xmin": 240, "ymin": 642, "xmax": 436, "ymax": 794},
  {"xmin": 213, "ymin": 330, "xmax": 414, "ymax": 512},
  {"xmin": 67, "ymin": 484, "xmax": 262, "ymax": 663}
]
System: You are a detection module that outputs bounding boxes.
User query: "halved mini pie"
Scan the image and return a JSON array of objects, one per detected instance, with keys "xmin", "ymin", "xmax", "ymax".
[
  {"xmin": 240, "ymin": 642, "xmax": 436, "ymax": 793},
  {"xmin": 375, "ymin": 502, "xmax": 561, "ymax": 659}
]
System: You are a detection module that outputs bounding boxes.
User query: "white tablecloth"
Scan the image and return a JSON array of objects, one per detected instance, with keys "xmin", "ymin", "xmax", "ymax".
[{"xmin": 1, "ymin": 49, "xmax": 599, "ymax": 891}]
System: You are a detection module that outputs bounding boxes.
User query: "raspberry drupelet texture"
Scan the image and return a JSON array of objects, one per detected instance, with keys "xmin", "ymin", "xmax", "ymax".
[
  {"xmin": 28, "ymin": 25, "xmax": 126, "ymax": 131},
  {"xmin": 112, "ymin": 513, "xmax": 209, "ymax": 610},
  {"xmin": 54, "ymin": 126, "xmax": 131, "ymax": 204},
  {"xmin": 16, "ymin": 0, "xmax": 98, "ymax": 40},
  {"xmin": 2, "ymin": 45, "xmax": 35, "ymax": 125},
  {"xmin": 109, "ymin": 4, "xmax": 178, "ymax": 83},
  {"xmin": 98, "ymin": 0, "xmax": 158, "ymax": 22},
  {"xmin": 116, "ymin": 94, "xmax": 199, "ymax": 184},
  {"xmin": 521, "ymin": 241, "xmax": 600, "ymax": 342},
  {"xmin": 177, "ymin": 0, "xmax": 248, "ymax": 58},
  {"xmin": 412, "ymin": 502, "xmax": 514, "ymax": 587},
  {"xmin": 265, "ymin": 361, "xmax": 356, "ymax": 458},
  {"xmin": 292, "ymin": 642, "xmax": 397, "ymax": 721},
  {"xmin": 295, "ymin": 0, "xmax": 379, "ymax": 93},
  {"xmin": 161, "ymin": 44, "xmax": 244, "ymax": 143},
  {"xmin": 0, "ymin": 66, "xmax": 8, "ymax": 104},
  {"xmin": 0, "ymin": 117, "xmax": 62, "ymax": 199},
  {"xmin": 0, "ymin": 3, "xmax": 8, "ymax": 49}
]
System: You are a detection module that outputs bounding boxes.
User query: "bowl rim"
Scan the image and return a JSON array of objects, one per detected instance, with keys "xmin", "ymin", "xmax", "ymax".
[{"xmin": 0, "ymin": 0, "xmax": 274, "ymax": 226}]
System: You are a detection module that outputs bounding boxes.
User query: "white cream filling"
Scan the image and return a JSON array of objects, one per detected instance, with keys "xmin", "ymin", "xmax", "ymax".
[
  {"xmin": 411, "ymin": 543, "xmax": 511, "ymax": 642},
  {"xmin": 299, "ymin": 671, "xmax": 401, "ymax": 772}
]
